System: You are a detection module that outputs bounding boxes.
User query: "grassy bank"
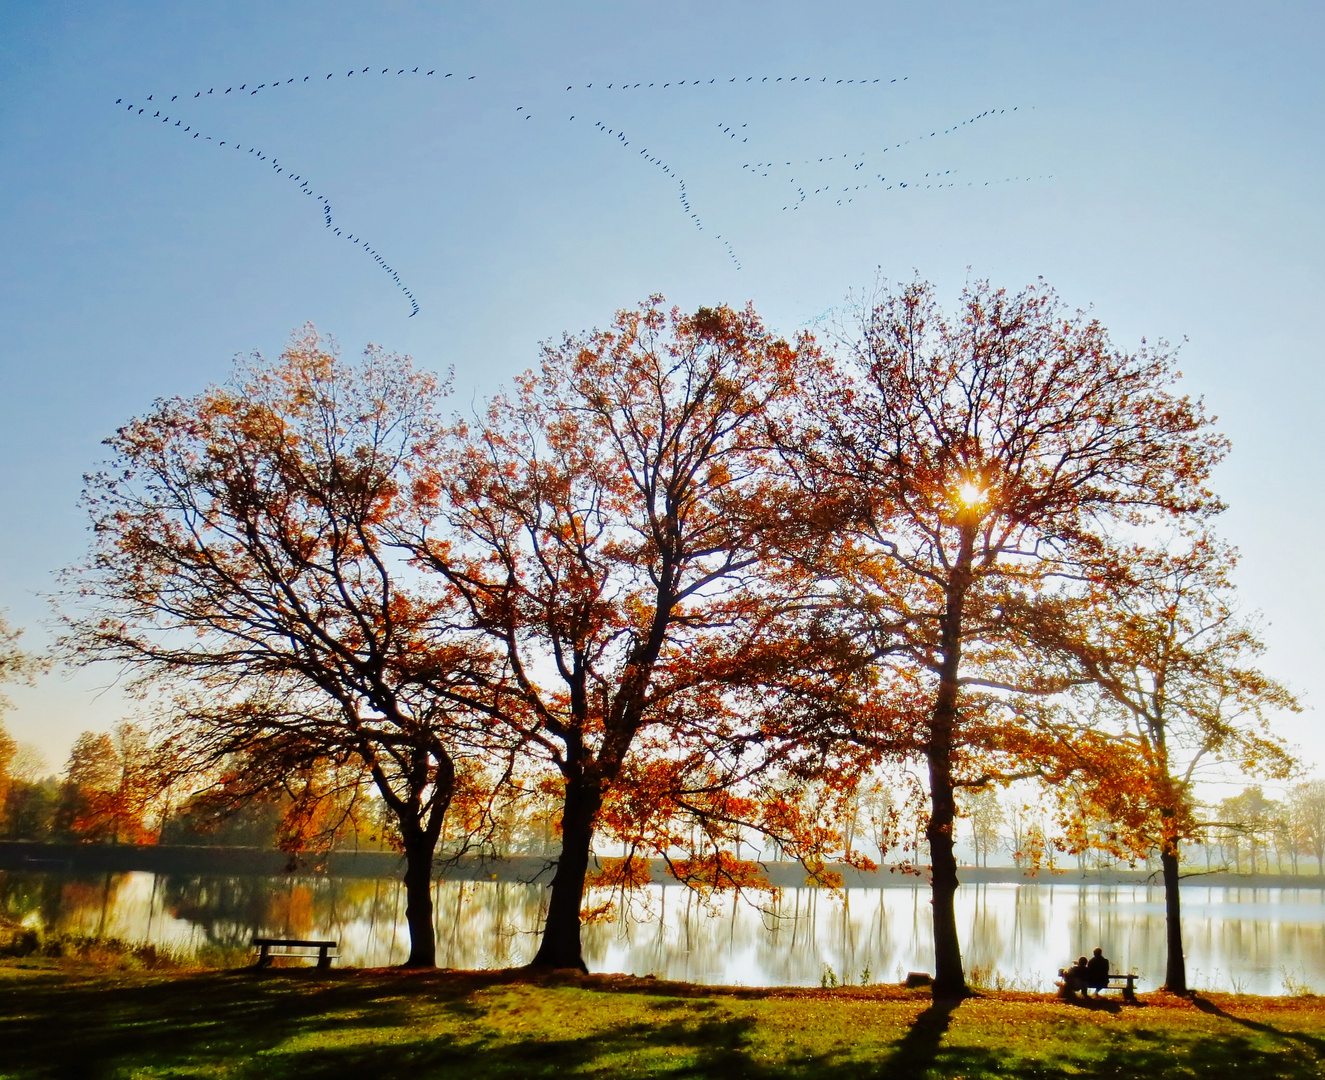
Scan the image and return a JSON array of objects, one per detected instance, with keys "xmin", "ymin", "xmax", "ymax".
[{"xmin": 3, "ymin": 960, "xmax": 1325, "ymax": 1078}]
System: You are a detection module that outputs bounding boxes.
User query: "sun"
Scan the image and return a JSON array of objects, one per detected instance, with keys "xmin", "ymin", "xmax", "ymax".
[{"xmin": 957, "ymin": 482, "xmax": 986, "ymax": 507}]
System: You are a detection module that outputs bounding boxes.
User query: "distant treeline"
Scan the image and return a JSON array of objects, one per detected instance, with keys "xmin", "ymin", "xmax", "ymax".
[{"xmin": 3, "ymin": 719, "xmax": 1323, "ymax": 881}]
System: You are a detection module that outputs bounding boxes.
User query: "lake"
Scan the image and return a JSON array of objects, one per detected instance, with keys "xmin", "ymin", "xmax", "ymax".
[{"xmin": 3, "ymin": 869, "xmax": 1324, "ymax": 994}]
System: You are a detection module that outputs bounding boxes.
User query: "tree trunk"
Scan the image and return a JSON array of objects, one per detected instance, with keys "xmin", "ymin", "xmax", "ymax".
[
  {"xmin": 927, "ymin": 745, "xmax": 965, "ymax": 997},
  {"xmin": 400, "ymin": 830, "xmax": 437, "ymax": 968},
  {"xmin": 531, "ymin": 775, "xmax": 601, "ymax": 971},
  {"xmin": 925, "ymin": 524, "xmax": 974, "ymax": 999},
  {"xmin": 1160, "ymin": 844, "xmax": 1186, "ymax": 993}
]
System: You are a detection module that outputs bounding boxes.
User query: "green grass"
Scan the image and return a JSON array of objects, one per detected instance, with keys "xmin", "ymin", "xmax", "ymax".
[{"xmin": 4, "ymin": 960, "xmax": 1325, "ymax": 1078}]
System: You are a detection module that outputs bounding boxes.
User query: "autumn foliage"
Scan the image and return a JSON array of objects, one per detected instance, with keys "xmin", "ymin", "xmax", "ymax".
[
  {"xmin": 780, "ymin": 278, "xmax": 1231, "ymax": 994},
  {"xmin": 1026, "ymin": 530, "xmax": 1298, "ymax": 991},
  {"xmin": 403, "ymin": 298, "xmax": 861, "ymax": 967},
  {"xmin": 62, "ymin": 281, "xmax": 1297, "ymax": 982},
  {"xmin": 66, "ymin": 330, "xmax": 500, "ymax": 966}
]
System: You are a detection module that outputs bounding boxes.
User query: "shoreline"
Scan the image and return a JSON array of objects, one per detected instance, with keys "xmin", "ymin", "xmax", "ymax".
[{"xmin": 0, "ymin": 840, "xmax": 1317, "ymax": 888}]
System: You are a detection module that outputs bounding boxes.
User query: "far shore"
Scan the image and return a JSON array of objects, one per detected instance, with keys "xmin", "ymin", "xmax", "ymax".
[{"xmin": 0, "ymin": 840, "xmax": 1317, "ymax": 888}]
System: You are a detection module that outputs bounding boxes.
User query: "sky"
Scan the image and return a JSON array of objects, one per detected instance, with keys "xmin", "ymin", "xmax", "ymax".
[{"xmin": 1, "ymin": 1, "xmax": 1323, "ymax": 786}]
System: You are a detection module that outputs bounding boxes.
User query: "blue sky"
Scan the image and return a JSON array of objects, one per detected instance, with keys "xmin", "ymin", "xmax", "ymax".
[{"xmin": 2, "ymin": 1, "xmax": 1323, "ymax": 780}]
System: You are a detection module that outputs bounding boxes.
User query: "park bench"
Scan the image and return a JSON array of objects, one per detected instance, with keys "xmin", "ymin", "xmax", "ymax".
[
  {"xmin": 1103, "ymin": 973, "xmax": 1139, "ymax": 1002},
  {"xmin": 251, "ymin": 937, "xmax": 338, "ymax": 970},
  {"xmin": 1057, "ymin": 969, "xmax": 1140, "ymax": 1002}
]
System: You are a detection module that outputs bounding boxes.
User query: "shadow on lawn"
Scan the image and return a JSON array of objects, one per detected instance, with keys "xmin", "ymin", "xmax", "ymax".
[
  {"xmin": 0, "ymin": 969, "xmax": 448, "ymax": 1080},
  {"xmin": 1060, "ymin": 993, "xmax": 1123, "ymax": 1014},
  {"xmin": 880, "ymin": 994, "xmax": 961, "ymax": 1076},
  {"xmin": 1192, "ymin": 996, "xmax": 1325, "ymax": 1056},
  {"xmin": 858, "ymin": 995, "xmax": 1324, "ymax": 1080},
  {"xmin": 0, "ymin": 970, "xmax": 771, "ymax": 1080},
  {"xmin": 5, "ymin": 969, "xmax": 1325, "ymax": 1079}
]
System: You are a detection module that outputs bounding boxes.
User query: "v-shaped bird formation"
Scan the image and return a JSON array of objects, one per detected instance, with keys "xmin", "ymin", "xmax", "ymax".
[
  {"xmin": 734, "ymin": 106, "xmax": 1050, "ymax": 209},
  {"xmin": 116, "ymin": 66, "xmax": 1046, "ymax": 317},
  {"xmin": 572, "ymin": 117, "xmax": 742, "ymax": 269},
  {"xmin": 115, "ymin": 67, "xmax": 472, "ymax": 317}
]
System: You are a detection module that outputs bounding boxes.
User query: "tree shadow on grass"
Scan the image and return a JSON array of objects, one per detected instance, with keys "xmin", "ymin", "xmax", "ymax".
[
  {"xmin": 879, "ymin": 994, "xmax": 962, "ymax": 1078},
  {"xmin": 866, "ymin": 998, "xmax": 1323, "ymax": 1080},
  {"xmin": 1192, "ymin": 996, "xmax": 1325, "ymax": 1057},
  {"xmin": 211, "ymin": 997, "xmax": 972, "ymax": 1080},
  {"xmin": 0, "ymin": 968, "xmax": 783, "ymax": 1080},
  {"xmin": 8, "ymin": 969, "xmax": 1325, "ymax": 1080},
  {"xmin": 0, "ymin": 968, "xmax": 476, "ymax": 1080},
  {"xmin": 814, "ymin": 992, "xmax": 1325, "ymax": 1080},
  {"xmin": 0, "ymin": 970, "xmax": 969, "ymax": 1080},
  {"xmin": 1059, "ymin": 993, "xmax": 1124, "ymax": 1014},
  {"xmin": 281, "ymin": 1011, "xmax": 766, "ymax": 1080}
]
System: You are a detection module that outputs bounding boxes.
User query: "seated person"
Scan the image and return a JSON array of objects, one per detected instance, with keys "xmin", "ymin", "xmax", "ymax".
[
  {"xmin": 1085, "ymin": 947, "xmax": 1110, "ymax": 997},
  {"xmin": 1059, "ymin": 956, "xmax": 1089, "ymax": 998}
]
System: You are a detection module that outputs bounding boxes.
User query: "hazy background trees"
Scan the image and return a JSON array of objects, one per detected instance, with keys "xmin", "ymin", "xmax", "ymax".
[
  {"xmin": 0, "ymin": 613, "xmax": 49, "ymax": 841},
  {"xmin": 960, "ymin": 787, "xmax": 1005, "ymax": 868}
]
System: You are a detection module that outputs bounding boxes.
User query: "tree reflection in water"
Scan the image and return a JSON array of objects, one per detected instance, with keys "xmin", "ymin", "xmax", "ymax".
[{"xmin": 4, "ymin": 871, "xmax": 1325, "ymax": 994}]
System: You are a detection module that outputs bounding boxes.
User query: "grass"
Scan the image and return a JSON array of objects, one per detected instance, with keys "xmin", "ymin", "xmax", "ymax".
[{"xmin": 4, "ymin": 960, "xmax": 1325, "ymax": 1078}]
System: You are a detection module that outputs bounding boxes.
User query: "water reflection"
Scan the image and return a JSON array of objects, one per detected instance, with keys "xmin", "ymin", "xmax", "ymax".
[{"xmin": 3, "ymin": 869, "xmax": 1324, "ymax": 994}]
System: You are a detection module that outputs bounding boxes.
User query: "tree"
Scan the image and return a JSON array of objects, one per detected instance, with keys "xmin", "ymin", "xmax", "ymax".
[
  {"xmin": 0, "ymin": 614, "xmax": 42, "ymax": 829},
  {"xmin": 1005, "ymin": 798, "xmax": 1032, "ymax": 868},
  {"xmin": 1035, "ymin": 534, "xmax": 1296, "ymax": 993},
  {"xmin": 1, "ymin": 774, "xmax": 59, "ymax": 840},
  {"xmin": 0, "ymin": 722, "xmax": 13, "ymax": 824},
  {"xmin": 0, "ymin": 614, "xmax": 38, "ymax": 703},
  {"xmin": 0, "ymin": 738, "xmax": 54, "ymax": 839},
  {"xmin": 1290, "ymin": 780, "xmax": 1325, "ymax": 875},
  {"xmin": 788, "ymin": 278, "xmax": 1226, "ymax": 996},
  {"xmin": 864, "ymin": 781, "xmax": 901, "ymax": 863},
  {"xmin": 1218, "ymin": 785, "xmax": 1286, "ymax": 876},
  {"xmin": 161, "ymin": 785, "xmax": 286, "ymax": 848},
  {"xmin": 162, "ymin": 742, "xmax": 388, "ymax": 852},
  {"xmin": 961, "ymin": 786, "xmax": 1004, "ymax": 867},
  {"xmin": 62, "ymin": 723, "xmax": 167, "ymax": 843},
  {"xmin": 1269, "ymin": 798, "xmax": 1296, "ymax": 874},
  {"xmin": 8, "ymin": 743, "xmax": 48, "ymax": 784},
  {"xmin": 65, "ymin": 329, "xmax": 501, "ymax": 966},
  {"xmin": 411, "ymin": 299, "xmax": 839, "ymax": 970}
]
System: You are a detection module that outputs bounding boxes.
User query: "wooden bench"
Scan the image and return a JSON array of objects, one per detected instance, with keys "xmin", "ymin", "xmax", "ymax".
[
  {"xmin": 1104, "ymin": 973, "xmax": 1139, "ymax": 1002},
  {"xmin": 251, "ymin": 937, "xmax": 338, "ymax": 970},
  {"xmin": 1058, "ymin": 970, "xmax": 1139, "ymax": 1002}
]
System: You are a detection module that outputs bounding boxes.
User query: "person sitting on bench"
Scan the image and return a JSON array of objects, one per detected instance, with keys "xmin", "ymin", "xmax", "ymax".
[
  {"xmin": 1086, "ymin": 947, "xmax": 1110, "ymax": 998},
  {"xmin": 1061, "ymin": 956, "xmax": 1089, "ymax": 998}
]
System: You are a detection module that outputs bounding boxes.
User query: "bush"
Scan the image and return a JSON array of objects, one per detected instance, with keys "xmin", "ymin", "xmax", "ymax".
[{"xmin": 0, "ymin": 929, "xmax": 184, "ymax": 969}]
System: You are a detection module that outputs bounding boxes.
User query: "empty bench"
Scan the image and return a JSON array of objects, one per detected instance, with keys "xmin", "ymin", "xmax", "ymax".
[{"xmin": 251, "ymin": 937, "xmax": 338, "ymax": 970}]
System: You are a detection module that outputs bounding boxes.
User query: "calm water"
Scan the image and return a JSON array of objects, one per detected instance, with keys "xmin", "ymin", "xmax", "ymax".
[{"xmin": 3, "ymin": 870, "xmax": 1324, "ymax": 994}]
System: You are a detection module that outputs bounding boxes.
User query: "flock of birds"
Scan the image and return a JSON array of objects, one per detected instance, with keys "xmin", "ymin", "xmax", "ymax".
[
  {"xmin": 565, "ymin": 76, "xmax": 910, "ymax": 89},
  {"xmin": 116, "ymin": 67, "xmax": 1045, "ymax": 317},
  {"xmin": 114, "ymin": 67, "xmax": 478, "ymax": 317},
  {"xmin": 574, "ymin": 117, "xmax": 742, "ymax": 269},
  {"xmin": 732, "ymin": 105, "xmax": 1049, "ymax": 209}
]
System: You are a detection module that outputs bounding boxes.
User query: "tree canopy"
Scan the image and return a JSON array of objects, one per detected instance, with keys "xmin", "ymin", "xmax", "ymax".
[
  {"xmin": 1029, "ymin": 531, "xmax": 1298, "ymax": 991},
  {"xmin": 66, "ymin": 329, "xmax": 500, "ymax": 965},
  {"xmin": 408, "ymin": 298, "xmax": 853, "ymax": 969},
  {"xmin": 59, "ymin": 283, "xmax": 1300, "ymax": 987},
  {"xmin": 783, "ymin": 278, "xmax": 1229, "ymax": 995}
]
